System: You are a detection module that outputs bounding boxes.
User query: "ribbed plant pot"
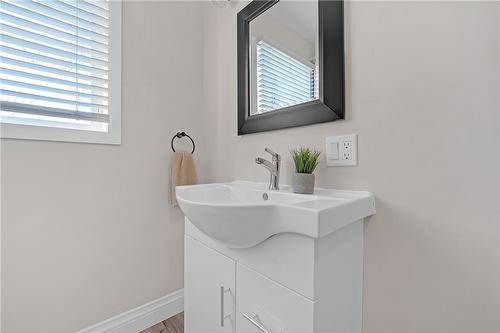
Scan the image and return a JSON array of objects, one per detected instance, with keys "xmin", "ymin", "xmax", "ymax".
[{"xmin": 292, "ymin": 173, "xmax": 315, "ymax": 194}]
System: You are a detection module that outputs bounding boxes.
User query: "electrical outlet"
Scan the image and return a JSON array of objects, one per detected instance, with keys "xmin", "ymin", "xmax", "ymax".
[
  {"xmin": 342, "ymin": 150, "xmax": 352, "ymax": 160},
  {"xmin": 341, "ymin": 140, "xmax": 353, "ymax": 160},
  {"xmin": 325, "ymin": 134, "xmax": 357, "ymax": 166}
]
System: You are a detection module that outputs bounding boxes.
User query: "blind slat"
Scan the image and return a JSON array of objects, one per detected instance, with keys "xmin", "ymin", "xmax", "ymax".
[
  {"xmin": 34, "ymin": 0, "xmax": 109, "ymax": 28},
  {"xmin": 1, "ymin": 89, "xmax": 108, "ymax": 108},
  {"xmin": 1, "ymin": 1, "xmax": 108, "ymax": 43},
  {"xmin": 82, "ymin": 0, "xmax": 108, "ymax": 12},
  {"xmin": 1, "ymin": 23, "xmax": 109, "ymax": 60},
  {"xmin": 1, "ymin": 56, "xmax": 108, "ymax": 86},
  {"xmin": 4, "ymin": 0, "xmax": 109, "ymax": 35},
  {"xmin": 258, "ymin": 86, "xmax": 311, "ymax": 102},
  {"xmin": 258, "ymin": 48, "xmax": 312, "ymax": 73},
  {"xmin": 258, "ymin": 54, "xmax": 312, "ymax": 78},
  {"xmin": 257, "ymin": 57, "xmax": 312, "ymax": 84},
  {"xmin": 258, "ymin": 70, "xmax": 312, "ymax": 92},
  {"xmin": 0, "ymin": 101, "xmax": 109, "ymax": 122},
  {"xmin": 256, "ymin": 41, "xmax": 315, "ymax": 113},
  {"xmin": 2, "ymin": 78, "xmax": 108, "ymax": 104},
  {"xmin": 1, "ymin": 34, "xmax": 108, "ymax": 68},
  {"xmin": 258, "ymin": 91, "xmax": 310, "ymax": 105},
  {"xmin": 1, "ymin": 11, "xmax": 108, "ymax": 51},
  {"xmin": 61, "ymin": 0, "xmax": 109, "ymax": 19},
  {"xmin": 0, "ymin": 0, "xmax": 111, "ymax": 122},
  {"xmin": 0, "ymin": 67, "xmax": 108, "ymax": 95},
  {"xmin": 1, "ymin": 45, "xmax": 108, "ymax": 78},
  {"xmin": 258, "ymin": 88, "xmax": 310, "ymax": 103}
]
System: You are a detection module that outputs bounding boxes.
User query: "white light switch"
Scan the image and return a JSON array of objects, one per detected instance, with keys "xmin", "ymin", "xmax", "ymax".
[
  {"xmin": 329, "ymin": 142, "xmax": 339, "ymax": 160},
  {"xmin": 325, "ymin": 134, "xmax": 358, "ymax": 166}
]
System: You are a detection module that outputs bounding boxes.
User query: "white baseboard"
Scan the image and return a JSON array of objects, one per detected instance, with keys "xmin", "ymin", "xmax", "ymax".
[{"xmin": 76, "ymin": 289, "xmax": 184, "ymax": 333}]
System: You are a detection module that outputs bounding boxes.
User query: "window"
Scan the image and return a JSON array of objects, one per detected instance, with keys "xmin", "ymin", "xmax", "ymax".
[
  {"xmin": 0, "ymin": 0, "xmax": 121, "ymax": 144},
  {"xmin": 255, "ymin": 40, "xmax": 317, "ymax": 114}
]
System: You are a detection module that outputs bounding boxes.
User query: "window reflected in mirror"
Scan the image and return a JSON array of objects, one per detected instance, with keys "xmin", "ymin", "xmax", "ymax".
[{"xmin": 249, "ymin": 0, "xmax": 318, "ymax": 116}]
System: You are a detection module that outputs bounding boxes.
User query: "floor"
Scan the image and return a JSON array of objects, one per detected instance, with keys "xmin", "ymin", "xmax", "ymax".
[{"xmin": 140, "ymin": 312, "xmax": 184, "ymax": 333}]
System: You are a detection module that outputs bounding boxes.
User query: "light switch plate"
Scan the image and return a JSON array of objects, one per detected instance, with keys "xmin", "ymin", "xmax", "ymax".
[{"xmin": 325, "ymin": 134, "xmax": 358, "ymax": 166}]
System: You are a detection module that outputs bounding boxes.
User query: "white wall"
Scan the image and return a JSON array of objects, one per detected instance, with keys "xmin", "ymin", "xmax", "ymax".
[
  {"xmin": 203, "ymin": 1, "xmax": 500, "ymax": 332},
  {"xmin": 1, "ymin": 2, "xmax": 208, "ymax": 332},
  {"xmin": 250, "ymin": 10, "xmax": 316, "ymax": 62}
]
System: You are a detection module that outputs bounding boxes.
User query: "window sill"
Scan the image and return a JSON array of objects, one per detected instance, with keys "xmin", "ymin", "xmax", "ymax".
[{"xmin": 0, "ymin": 122, "xmax": 121, "ymax": 145}]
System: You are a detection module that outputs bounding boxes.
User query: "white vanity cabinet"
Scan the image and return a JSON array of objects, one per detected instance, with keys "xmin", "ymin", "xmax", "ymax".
[
  {"xmin": 178, "ymin": 181, "xmax": 375, "ymax": 333},
  {"xmin": 236, "ymin": 264, "xmax": 314, "ymax": 333},
  {"xmin": 184, "ymin": 218, "xmax": 365, "ymax": 333},
  {"xmin": 184, "ymin": 236, "xmax": 235, "ymax": 333}
]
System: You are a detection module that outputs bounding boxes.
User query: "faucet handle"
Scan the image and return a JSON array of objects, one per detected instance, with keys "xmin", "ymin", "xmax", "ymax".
[{"xmin": 265, "ymin": 147, "xmax": 280, "ymax": 159}]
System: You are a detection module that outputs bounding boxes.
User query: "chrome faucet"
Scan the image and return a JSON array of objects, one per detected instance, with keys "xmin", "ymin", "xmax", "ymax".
[{"xmin": 255, "ymin": 148, "xmax": 281, "ymax": 190}]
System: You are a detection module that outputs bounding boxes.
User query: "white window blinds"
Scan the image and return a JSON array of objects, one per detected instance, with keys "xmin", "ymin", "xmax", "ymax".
[
  {"xmin": 0, "ymin": 0, "xmax": 110, "ymax": 123},
  {"xmin": 256, "ymin": 40, "xmax": 316, "ymax": 114}
]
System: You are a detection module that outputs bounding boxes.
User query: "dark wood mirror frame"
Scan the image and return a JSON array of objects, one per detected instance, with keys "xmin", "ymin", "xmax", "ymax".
[{"xmin": 237, "ymin": 0, "xmax": 345, "ymax": 135}]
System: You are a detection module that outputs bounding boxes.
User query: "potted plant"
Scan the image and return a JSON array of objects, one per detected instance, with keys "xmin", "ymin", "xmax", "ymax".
[{"xmin": 290, "ymin": 148, "xmax": 321, "ymax": 194}]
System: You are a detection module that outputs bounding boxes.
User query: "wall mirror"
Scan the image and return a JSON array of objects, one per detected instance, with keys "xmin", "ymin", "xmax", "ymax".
[{"xmin": 237, "ymin": 0, "xmax": 344, "ymax": 135}]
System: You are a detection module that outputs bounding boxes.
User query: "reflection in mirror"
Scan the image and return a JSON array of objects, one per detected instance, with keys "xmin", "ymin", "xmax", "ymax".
[{"xmin": 249, "ymin": 1, "xmax": 318, "ymax": 116}]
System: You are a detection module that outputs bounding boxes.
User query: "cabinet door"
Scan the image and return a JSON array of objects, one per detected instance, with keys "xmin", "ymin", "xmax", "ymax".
[
  {"xmin": 236, "ymin": 264, "xmax": 314, "ymax": 333},
  {"xmin": 185, "ymin": 236, "xmax": 236, "ymax": 333}
]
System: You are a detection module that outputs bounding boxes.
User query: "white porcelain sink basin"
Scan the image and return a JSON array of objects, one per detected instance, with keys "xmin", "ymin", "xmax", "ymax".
[{"xmin": 176, "ymin": 181, "xmax": 375, "ymax": 248}]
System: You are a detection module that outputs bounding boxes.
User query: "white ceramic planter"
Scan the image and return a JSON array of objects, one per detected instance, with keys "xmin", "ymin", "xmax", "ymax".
[{"xmin": 292, "ymin": 173, "xmax": 315, "ymax": 194}]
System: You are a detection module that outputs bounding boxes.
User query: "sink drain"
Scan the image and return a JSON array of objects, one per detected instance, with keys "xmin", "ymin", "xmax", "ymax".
[{"xmin": 262, "ymin": 193, "xmax": 269, "ymax": 201}]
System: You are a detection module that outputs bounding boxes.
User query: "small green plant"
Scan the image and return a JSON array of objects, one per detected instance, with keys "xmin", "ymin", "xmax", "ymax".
[{"xmin": 291, "ymin": 148, "xmax": 321, "ymax": 174}]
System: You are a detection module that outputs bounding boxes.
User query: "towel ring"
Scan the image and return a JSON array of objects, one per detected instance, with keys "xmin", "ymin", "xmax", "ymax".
[{"xmin": 171, "ymin": 131, "xmax": 195, "ymax": 154}]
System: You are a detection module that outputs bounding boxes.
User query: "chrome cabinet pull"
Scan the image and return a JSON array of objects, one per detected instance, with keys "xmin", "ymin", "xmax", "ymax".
[
  {"xmin": 242, "ymin": 313, "xmax": 272, "ymax": 333},
  {"xmin": 220, "ymin": 286, "xmax": 225, "ymax": 327},
  {"xmin": 220, "ymin": 287, "xmax": 232, "ymax": 327}
]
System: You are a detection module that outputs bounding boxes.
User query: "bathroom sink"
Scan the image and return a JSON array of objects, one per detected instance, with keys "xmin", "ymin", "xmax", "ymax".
[{"xmin": 176, "ymin": 181, "xmax": 375, "ymax": 248}]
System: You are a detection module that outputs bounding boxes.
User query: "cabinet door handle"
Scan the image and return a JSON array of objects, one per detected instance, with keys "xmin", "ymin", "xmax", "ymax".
[
  {"xmin": 242, "ymin": 313, "xmax": 272, "ymax": 333},
  {"xmin": 220, "ymin": 286, "xmax": 225, "ymax": 327},
  {"xmin": 220, "ymin": 286, "xmax": 232, "ymax": 327}
]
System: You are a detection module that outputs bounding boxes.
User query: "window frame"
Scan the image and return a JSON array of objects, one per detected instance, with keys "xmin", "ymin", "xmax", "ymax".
[{"xmin": 0, "ymin": 0, "xmax": 122, "ymax": 145}]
